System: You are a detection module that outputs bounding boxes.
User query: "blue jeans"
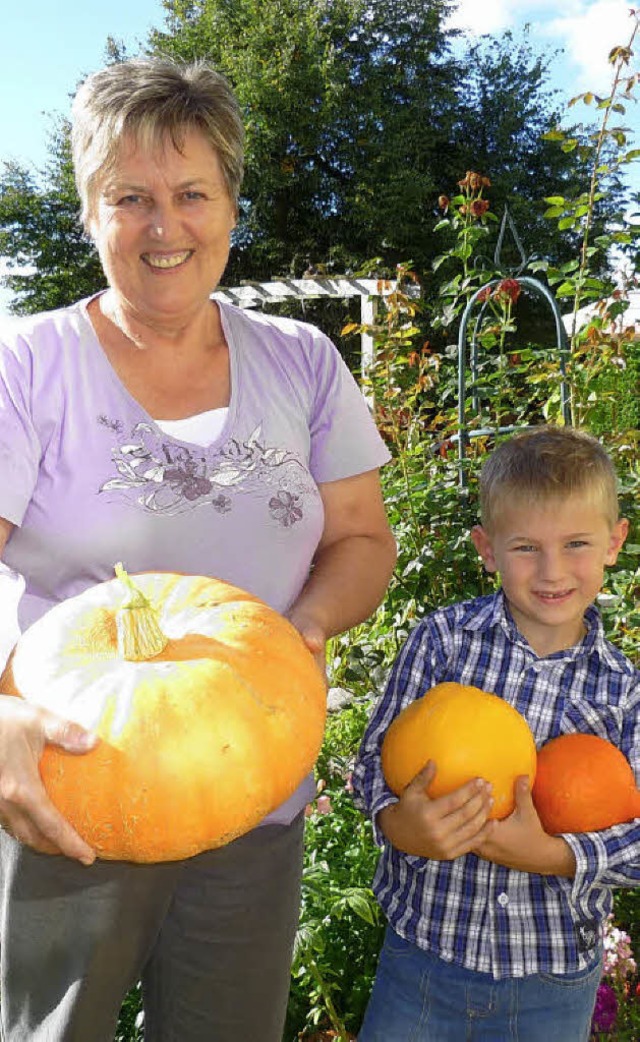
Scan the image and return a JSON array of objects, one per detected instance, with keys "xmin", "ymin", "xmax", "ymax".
[{"xmin": 358, "ymin": 926, "xmax": 602, "ymax": 1042}]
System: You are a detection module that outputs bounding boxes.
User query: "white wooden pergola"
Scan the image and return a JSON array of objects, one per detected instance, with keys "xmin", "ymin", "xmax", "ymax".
[{"xmin": 212, "ymin": 276, "xmax": 399, "ymax": 386}]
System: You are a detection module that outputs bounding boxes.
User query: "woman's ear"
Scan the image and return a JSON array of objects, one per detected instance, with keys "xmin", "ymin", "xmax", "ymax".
[{"xmin": 470, "ymin": 525, "xmax": 498, "ymax": 573}]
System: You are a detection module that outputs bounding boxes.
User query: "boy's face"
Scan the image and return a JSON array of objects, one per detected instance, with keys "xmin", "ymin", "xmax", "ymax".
[{"xmin": 471, "ymin": 494, "xmax": 628, "ymax": 657}]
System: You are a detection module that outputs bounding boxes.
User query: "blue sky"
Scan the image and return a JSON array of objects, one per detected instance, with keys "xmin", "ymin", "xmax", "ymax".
[{"xmin": 0, "ymin": 0, "xmax": 637, "ymax": 308}]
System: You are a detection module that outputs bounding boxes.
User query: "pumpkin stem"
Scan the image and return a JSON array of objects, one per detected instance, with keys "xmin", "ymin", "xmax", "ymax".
[{"xmin": 114, "ymin": 563, "xmax": 169, "ymax": 661}]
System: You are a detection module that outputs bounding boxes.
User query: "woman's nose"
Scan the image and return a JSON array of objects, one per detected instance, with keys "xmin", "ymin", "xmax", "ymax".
[{"xmin": 148, "ymin": 203, "xmax": 178, "ymax": 239}]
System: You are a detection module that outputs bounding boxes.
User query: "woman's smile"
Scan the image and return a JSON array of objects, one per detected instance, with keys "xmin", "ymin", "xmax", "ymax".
[{"xmin": 141, "ymin": 250, "xmax": 195, "ymax": 270}]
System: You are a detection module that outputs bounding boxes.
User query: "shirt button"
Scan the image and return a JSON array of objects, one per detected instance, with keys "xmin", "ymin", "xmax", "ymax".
[{"xmin": 497, "ymin": 892, "xmax": 509, "ymax": 907}]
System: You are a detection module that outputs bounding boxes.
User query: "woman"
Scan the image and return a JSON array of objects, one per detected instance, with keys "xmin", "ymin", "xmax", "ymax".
[{"xmin": 0, "ymin": 58, "xmax": 396, "ymax": 1042}]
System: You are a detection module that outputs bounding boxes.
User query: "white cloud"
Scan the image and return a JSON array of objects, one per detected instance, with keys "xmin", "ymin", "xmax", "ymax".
[
  {"xmin": 446, "ymin": 0, "xmax": 514, "ymax": 34},
  {"xmin": 543, "ymin": 1, "xmax": 638, "ymax": 94},
  {"xmin": 446, "ymin": 0, "xmax": 559, "ymax": 35},
  {"xmin": 449, "ymin": 0, "xmax": 637, "ymax": 96}
]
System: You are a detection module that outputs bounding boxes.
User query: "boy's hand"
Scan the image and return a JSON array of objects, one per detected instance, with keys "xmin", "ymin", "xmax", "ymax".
[
  {"xmin": 378, "ymin": 760, "xmax": 494, "ymax": 860},
  {"xmin": 473, "ymin": 776, "xmax": 576, "ymax": 878}
]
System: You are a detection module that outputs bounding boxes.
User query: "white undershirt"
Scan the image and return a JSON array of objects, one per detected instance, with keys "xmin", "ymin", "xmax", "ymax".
[{"xmin": 154, "ymin": 408, "xmax": 229, "ymax": 447}]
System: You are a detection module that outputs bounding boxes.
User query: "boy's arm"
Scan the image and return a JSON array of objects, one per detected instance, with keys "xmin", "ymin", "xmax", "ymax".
[
  {"xmin": 476, "ymin": 676, "xmax": 640, "ymax": 891},
  {"xmin": 473, "ymin": 775, "xmax": 577, "ymax": 877},
  {"xmin": 351, "ymin": 613, "xmax": 493, "ymax": 857},
  {"xmin": 351, "ymin": 620, "xmax": 432, "ymax": 845},
  {"xmin": 378, "ymin": 760, "xmax": 494, "ymax": 859}
]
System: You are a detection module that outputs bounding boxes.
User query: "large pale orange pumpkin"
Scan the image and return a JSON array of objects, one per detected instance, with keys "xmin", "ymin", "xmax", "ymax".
[
  {"xmin": 0, "ymin": 569, "xmax": 326, "ymax": 863},
  {"xmin": 381, "ymin": 682, "xmax": 536, "ymax": 819},
  {"xmin": 532, "ymin": 733, "xmax": 640, "ymax": 834}
]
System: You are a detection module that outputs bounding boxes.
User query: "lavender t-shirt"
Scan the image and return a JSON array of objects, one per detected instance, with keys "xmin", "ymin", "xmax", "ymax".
[{"xmin": 0, "ymin": 294, "xmax": 390, "ymax": 823}]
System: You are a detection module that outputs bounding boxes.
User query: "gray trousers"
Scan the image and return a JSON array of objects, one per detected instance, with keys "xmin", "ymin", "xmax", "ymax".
[{"xmin": 0, "ymin": 813, "xmax": 305, "ymax": 1042}]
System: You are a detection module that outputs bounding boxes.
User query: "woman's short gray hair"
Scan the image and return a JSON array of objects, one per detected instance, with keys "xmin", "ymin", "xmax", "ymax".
[{"xmin": 71, "ymin": 56, "xmax": 245, "ymax": 229}]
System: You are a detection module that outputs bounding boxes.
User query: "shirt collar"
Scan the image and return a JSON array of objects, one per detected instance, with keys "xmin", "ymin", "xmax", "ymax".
[{"xmin": 460, "ymin": 589, "xmax": 628, "ymax": 670}]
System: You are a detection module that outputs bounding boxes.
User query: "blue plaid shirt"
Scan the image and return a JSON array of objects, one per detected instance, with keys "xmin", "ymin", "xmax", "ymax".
[{"xmin": 351, "ymin": 591, "xmax": 640, "ymax": 979}]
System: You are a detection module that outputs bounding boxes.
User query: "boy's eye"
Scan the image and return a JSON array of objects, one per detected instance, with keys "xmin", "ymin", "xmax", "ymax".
[
  {"xmin": 567, "ymin": 539, "xmax": 589, "ymax": 549},
  {"xmin": 512, "ymin": 544, "xmax": 536, "ymax": 553}
]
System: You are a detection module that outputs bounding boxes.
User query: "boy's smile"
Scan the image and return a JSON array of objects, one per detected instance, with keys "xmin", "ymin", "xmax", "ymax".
[{"xmin": 471, "ymin": 495, "xmax": 628, "ymax": 657}]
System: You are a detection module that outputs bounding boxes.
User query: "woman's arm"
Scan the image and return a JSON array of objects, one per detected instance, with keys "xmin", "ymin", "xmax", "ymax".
[
  {"xmin": 0, "ymin": 518, "xmax": 97, "ymax": 863},
  {"xmin": 286, "ymin": 468, "xmax": 397, "ymax": 660}
]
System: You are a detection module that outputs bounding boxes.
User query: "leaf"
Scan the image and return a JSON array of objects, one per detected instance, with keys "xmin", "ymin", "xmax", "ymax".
[
  {"xmin": 543, "ymin": 195, "xmax": 567, "ymax": 206},
  {"xmin": 344, "ymin": 890, "xmax": 378, "ymax": 925},
  {"xmin": 558, "ymin": 216, "xmax": 577, "ymax": 230},
  {"xmin": 555, "ymin": 281, "xmax": 578, "ymax": 297}
]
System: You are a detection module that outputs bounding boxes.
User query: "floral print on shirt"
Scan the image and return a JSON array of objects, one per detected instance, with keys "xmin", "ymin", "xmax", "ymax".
[{"xmin": 98, "ymin": 419, "xmax": 317, "ymax": 525}]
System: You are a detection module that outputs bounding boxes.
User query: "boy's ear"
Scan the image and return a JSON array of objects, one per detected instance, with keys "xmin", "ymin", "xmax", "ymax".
[
  {"xmin": 606, "ymin": 518, "xmax": 629, "ymax": 565},
  {"xmin": 470, "ymin": 525, "xmax": 498, "ymax": 573}
]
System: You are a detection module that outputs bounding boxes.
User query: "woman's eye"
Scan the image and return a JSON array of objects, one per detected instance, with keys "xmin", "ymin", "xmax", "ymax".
[
  {"xmin": 181, "ymin": 190, "xmax": 206, "ymax": 202},
  {"xmin": 118, "ymin": 194, "xmax": 146, "ymax": 206}
]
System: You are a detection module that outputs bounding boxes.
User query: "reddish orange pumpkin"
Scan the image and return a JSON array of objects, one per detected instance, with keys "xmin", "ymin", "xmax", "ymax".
[
  {"xmin": 381, "ymin": 681, "xmax": 537, "ymax": 819},
  {"xmin": 532, "ymin": 733, "xmax": 640, "ymax": 834},
  {"xmin": 0, "ymin": 570, "xmax": 326, "ymax": 863}
]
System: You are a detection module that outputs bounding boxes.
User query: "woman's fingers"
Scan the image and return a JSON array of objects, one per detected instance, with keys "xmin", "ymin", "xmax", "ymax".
[{"xmin": 0, "ymin": 697, "xmax": 96, "ymax": 863}]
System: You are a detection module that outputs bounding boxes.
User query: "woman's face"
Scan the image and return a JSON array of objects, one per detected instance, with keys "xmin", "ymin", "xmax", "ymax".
[{"xmin": 90, "ymin": 127, "xmax": 237, "ymax": 328}]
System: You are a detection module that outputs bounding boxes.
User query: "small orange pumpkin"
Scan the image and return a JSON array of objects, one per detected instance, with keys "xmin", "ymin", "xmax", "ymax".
[
  {"xmin": 0, "ymin": 569, "xmax": 326, "ymax": 862},
  {"xmin": 381, "ymin": 681, "xmax": 536, "ymax": 819},
  {"xmin": 532, "ymin": 733, "xmax": 640, "ymax": 834}
]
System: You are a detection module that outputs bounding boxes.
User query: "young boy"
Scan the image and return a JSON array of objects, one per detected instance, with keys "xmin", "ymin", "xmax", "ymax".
[{"xmin": 352, "ymin": 426, "xmax": 640, "ymax": 1042}]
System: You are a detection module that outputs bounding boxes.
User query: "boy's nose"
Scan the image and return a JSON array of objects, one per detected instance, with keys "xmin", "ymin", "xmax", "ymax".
[{"xmin": 538, "ymin": 549, "xmax": 565, "ymax": 581}]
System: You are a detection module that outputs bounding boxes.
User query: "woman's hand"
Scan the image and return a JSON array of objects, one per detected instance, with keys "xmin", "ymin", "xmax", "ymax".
[
  {"xmin": 0, "ymin": 695, "xmax": 97, "ymax": 864},
  {"xmin": 287, "ymin": 609, "xmax": 328, "ymax": 685},
  {"xmin": 473, "ymin": 776, "xmax": 576, "ymax": 878},
  {"xmin": 378, "ymin": 761, "xmax": 494, "ymax": 860}
]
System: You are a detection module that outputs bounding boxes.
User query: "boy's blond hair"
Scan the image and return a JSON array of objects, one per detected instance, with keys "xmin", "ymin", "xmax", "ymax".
[{"xmin": 478, "ymin": 426, "xmax": 620, "ymax": 531}]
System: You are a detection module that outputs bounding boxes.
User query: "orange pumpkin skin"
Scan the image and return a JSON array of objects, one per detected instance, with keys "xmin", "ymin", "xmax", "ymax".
[
  {"xmin": 532, "ymin": 734, "xmax": 640, "ymax": 834},
  {"xmin": 0, "ymin": 573, "xmax": 326, "ymax": 863},
  {"xmin": 381, "ymin": 682, "xmax": 537, "ymax": 819}
]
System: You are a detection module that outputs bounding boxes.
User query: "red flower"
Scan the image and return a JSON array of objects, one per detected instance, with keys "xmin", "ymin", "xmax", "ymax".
[
  {"xmin": 470, "ymin": 198, "xmax": 490, "ymax": 217},
  {"xmin": 496, "ymin": 278, "xmax": 521, "ymax": 304},
  {"xmin": 457, "ymin": 170, "xmax": 491, "ymax": 190},
  {"xmin": 476, "ymin": 285, "xmax": 493, "ymax": 303}
]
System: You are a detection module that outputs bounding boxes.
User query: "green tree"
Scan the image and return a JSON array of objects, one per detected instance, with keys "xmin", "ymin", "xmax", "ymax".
[
  {"xmin": 442, "ymin": 28, "xmax": 630, "ymax": 273},
  {"xmin": 151, "ymin": 0, "xmax": 463, "ymax": 280},
  {"xmin": 0, "ymin": 121, "xmax": 104, "ymax": 315},
  {"xmin": 0, "ymin": 2, "xmax": 631, "ymax": 314}
]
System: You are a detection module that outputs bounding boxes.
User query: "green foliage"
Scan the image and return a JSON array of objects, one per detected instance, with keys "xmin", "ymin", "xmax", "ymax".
[
  {"xmin": 2, "ymin": 5, "xmax": 620, "ymax": 314},
  {"xmin": 288, "ymin": 785, "xmax": 383, "ymax": 1040},
  {"xmin": 538, "ymin": 15, "xmax": 640, "ymax": 429},
  {"xmin": 151, "ymin": 0, "xmax": 463, "ymax": 281},
  {"xmin": 0, "ymin": 123, "xmax": 105, "ymax": 314}
]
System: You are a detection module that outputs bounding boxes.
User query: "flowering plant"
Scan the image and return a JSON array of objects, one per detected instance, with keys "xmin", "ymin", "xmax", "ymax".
[{"xmin": 591, "ymin": 915, "xmax": 640, "ymax": 1040}]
